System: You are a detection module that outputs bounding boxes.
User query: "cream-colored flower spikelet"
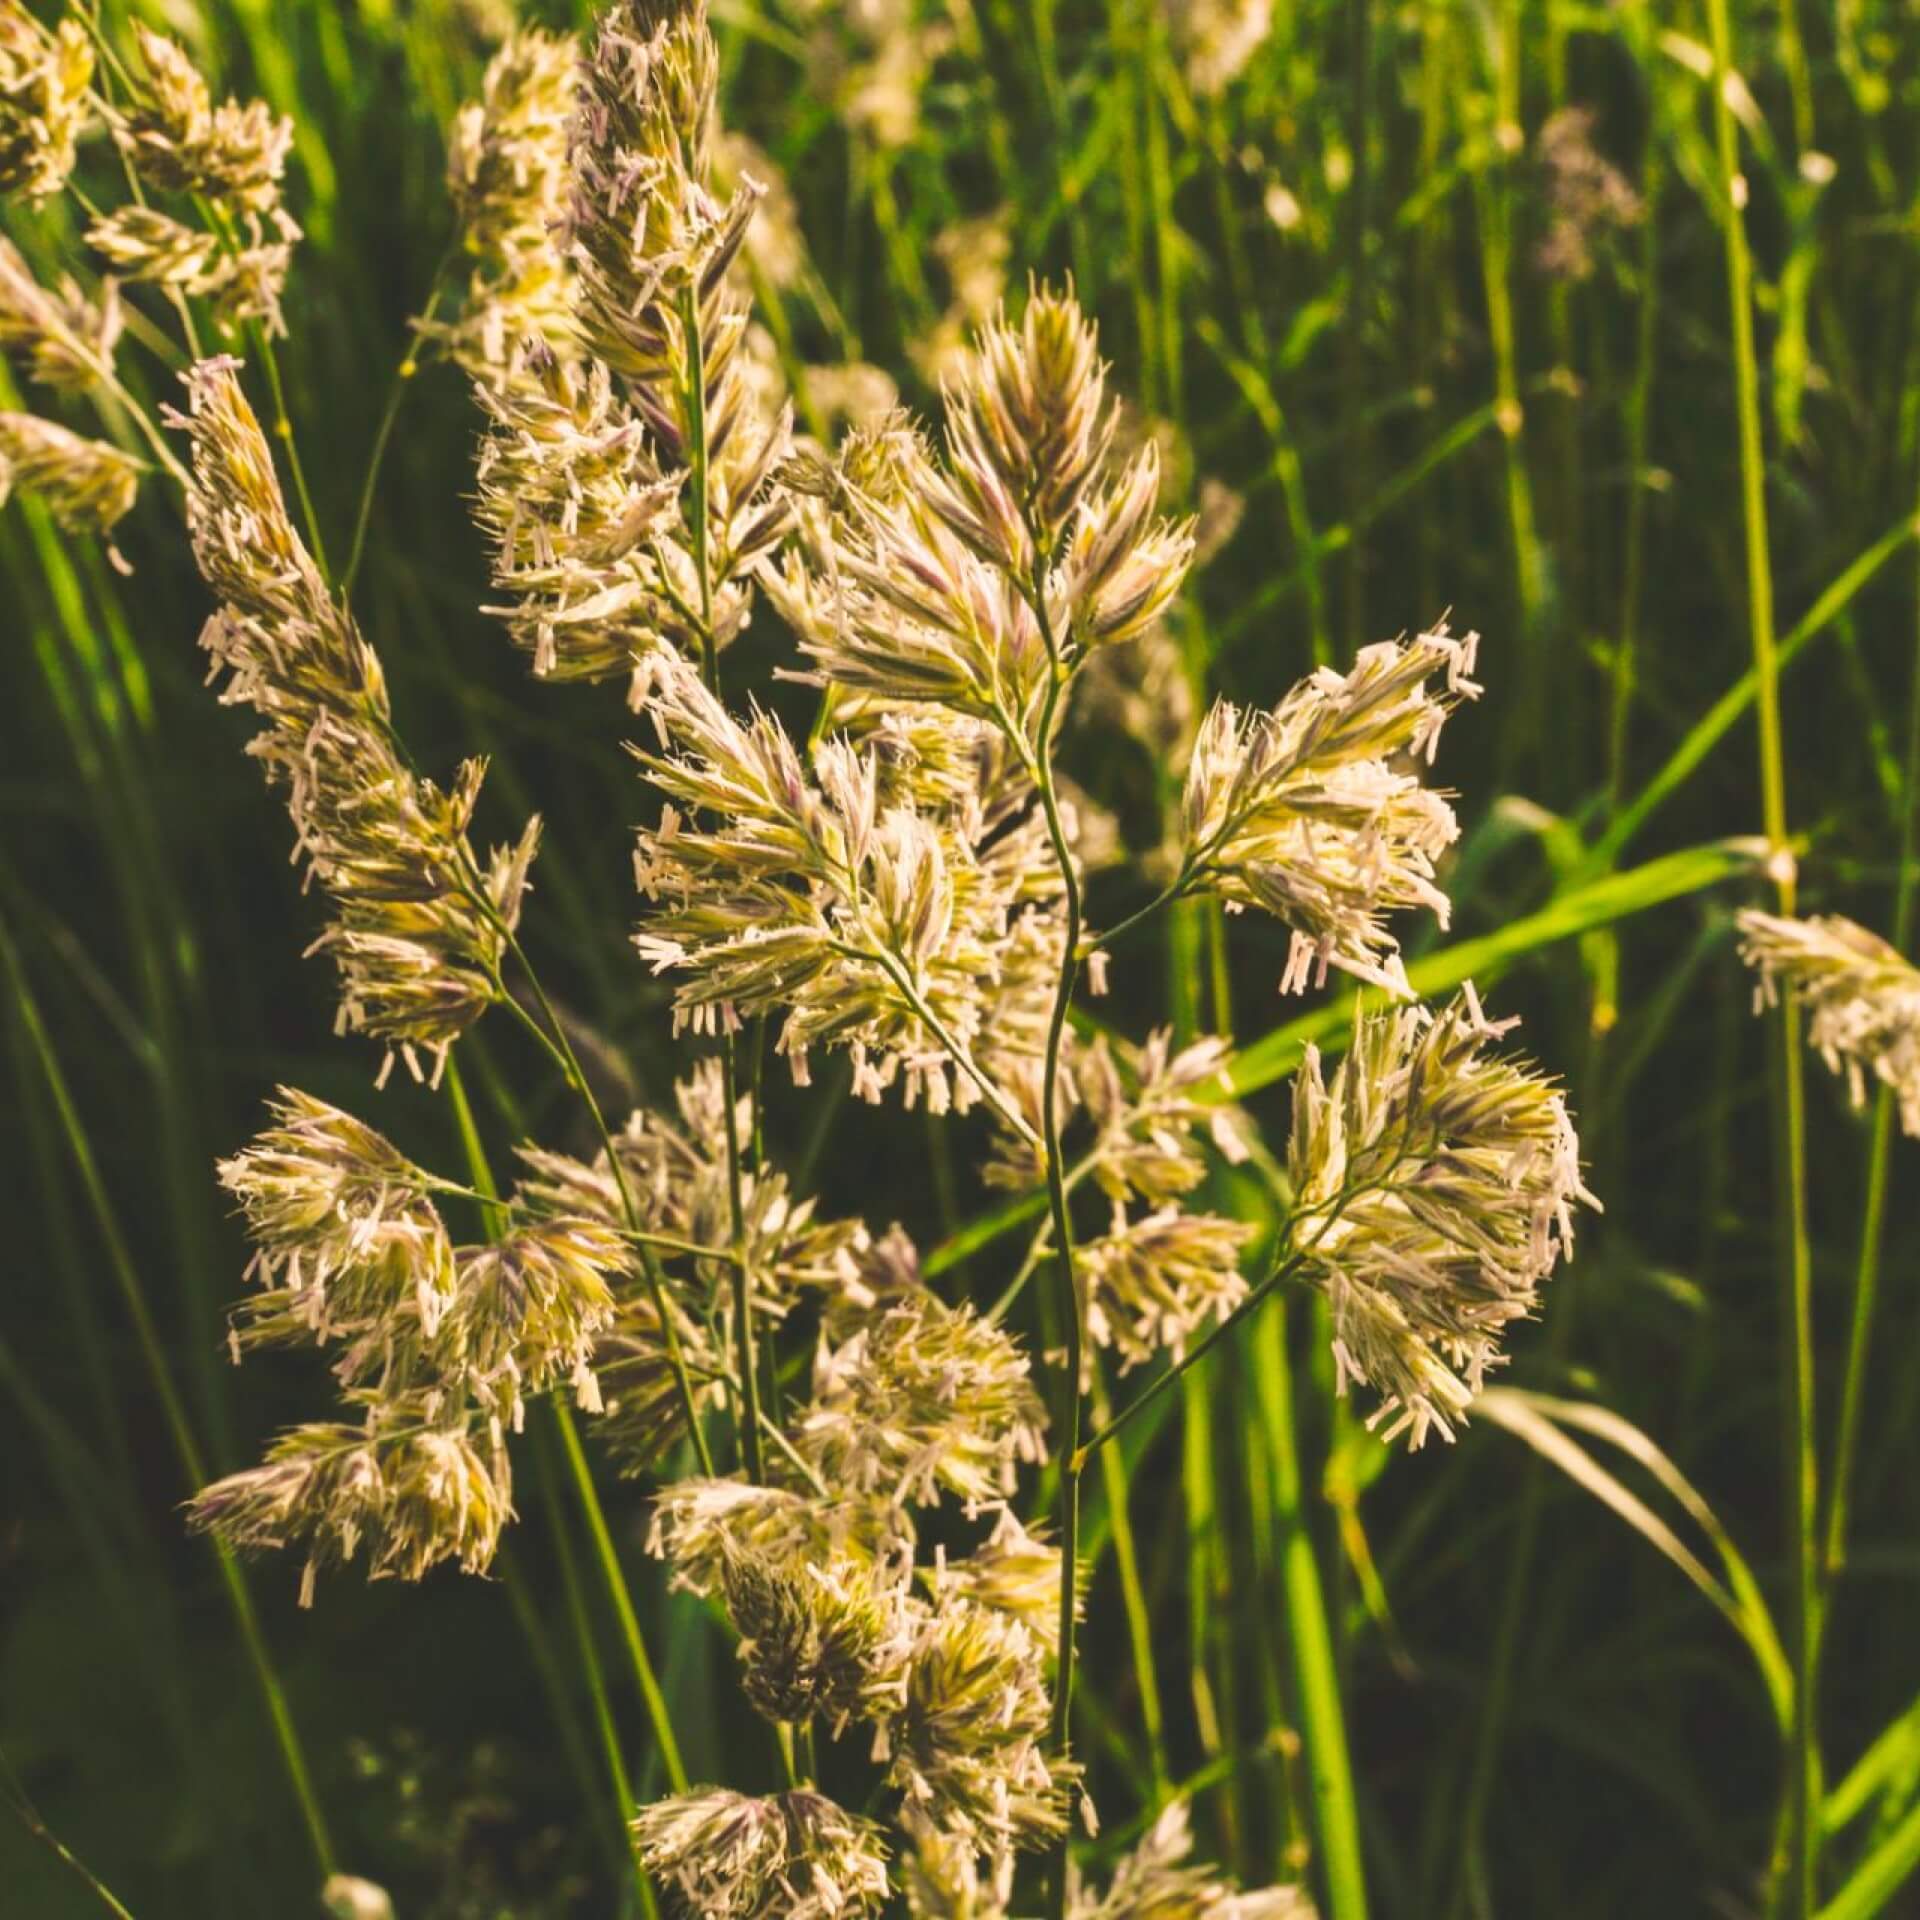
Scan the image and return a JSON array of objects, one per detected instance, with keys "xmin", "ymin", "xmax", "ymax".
[
  {"xmin": 1738, "ymin": 907, "xmax": 1920, "ymax": 1134},
  {"xmin": 1288, "ymin": 985, "xmax": 1596, "ymax": 1447}
]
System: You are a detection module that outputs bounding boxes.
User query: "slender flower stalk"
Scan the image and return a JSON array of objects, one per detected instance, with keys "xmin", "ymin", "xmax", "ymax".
[
  {"xmin": 1823, "ymin": 523, "xmax": 1920, "ymax": 1583},
  {"xmin": 1704, "ymin": 0, "xmax": 1818, "ymax": 1903}
]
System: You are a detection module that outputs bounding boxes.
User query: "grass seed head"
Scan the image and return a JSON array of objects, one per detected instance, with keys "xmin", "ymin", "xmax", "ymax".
[
  {"xmin": 0, "ymin": 4, "xmax": 92, "ymax": 203},
  {"xmin": 1738, "ymin": 908, "xmax": 1920, "ymax": 1132},
  {"xmin": 634, "ymin": 1786, "xmax": 891, "ymax": 1920},
  {"xmin": 1288, "ymin": 985, "xmax": 1596, "ymax": 1447}
]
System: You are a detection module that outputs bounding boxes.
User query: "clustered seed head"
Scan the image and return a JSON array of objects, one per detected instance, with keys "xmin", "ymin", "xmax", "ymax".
[
  {"xmin": 926, "ymin": 1506, "xmax": 1075, "ymax": 1654},
  {"xmin": 901, "ymin": 1814, "xmax": 1002, "ymax": 1920},
  {"xmin": 634, "ymin": 1787, "xmax": 891, "ymax": 1920},
  {"xmin": 770, "ymin": 292, "xmax": 1193, "ymax": 733},
  {"xmin": 0, "ymin": 409, "xmax": 139, "ymax": 546},
  {"xmin": 1072, "ymin": 1030, "xmax": 1251, "ymax": 1209},
  {"xmin": 631, "ymin": 651, "xmax": 1066, "ymax": 1111},
  {"xmin": 470, "ymin": 0, "xmax": 791, "ymax": 685},
  {"xmin": 86, "ymin": 26, "xmax": 301, "ymax": 334},
  {"xmin": 466, "ymin": 0, "xmax": 793, "ymax": 685},
  {"xmin": 474, "ymin": 349, "xmax": 693, "ymax": 680},
  {"xmin": 1287, "ymin": 984, "xmax": 1596, "ymax": 1447},
  {"xmin": 648, "ymin": 1470, "xmax": 1082, "ymax": 1889},
  {"xmin": 1738, "ymin": 908, "xmax": 1920, "ymax": 1133},
  {"xmin": 0, "ymin": 2, "xmax": 92, "ymax": 202},
  {"xmin": 188, "ymin": 1396, "xmax": 514, "ymax": 1607},
  {"xmin": 216, "ymin": 1087, "xmax": 458, "ymax": 1339},
  {"xmin": 513, "ymin": 1059, "xmax": 875, "ymax": 1469},
  {"xmin": 1181, "ymin": 627, "xmax": 1479, "ymax": 997},
  {"xmin": 195, "ymin": 1093, "xmax": 627, "ymax": 1596},
  {"xmin": 175, "ymin": 358, "xmax": 540, "ymax": 1082},
  {"xmin": 0, "ymin": 234, "xmax": 121, "ymax": 392},
  {"xmin": 649, "ymin": 1479, "xmax": 909, "ymax": 1600},
  {"xmin": 429, "ymin": 28, "xmax": 580, "ymax": 380},
  {"xmin": 888, "ymin": 1597, "xmax": 1072, "ymax": 1885},
  {"xmin": 796, "ymin": 1294, "xmax": 1047, "ymax": 1508},
  {"xmin": 1076, "ymin": 1207, "xmax": 1256, "ymax": 1374},
  {"xmin": 114, "ymin": 2, "xmax": 1550, "ymax": 1908},
  {"xmin": 724, "ymin": 1544, "xmax": 918, "ymax": 1734},
  {"xmin": 1072, "ymin": 1801, "xmax": 1317, "ymax": 1918}
]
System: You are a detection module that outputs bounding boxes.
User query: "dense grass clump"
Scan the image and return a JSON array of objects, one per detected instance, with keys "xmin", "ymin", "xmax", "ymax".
[{"xmin": 5, "ymin": 2, "xmax": 1920, "ymax": 1917}]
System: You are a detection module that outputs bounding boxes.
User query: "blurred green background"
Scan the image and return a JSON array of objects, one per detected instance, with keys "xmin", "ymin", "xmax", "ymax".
[{"xmin": 6, "ymin": 0, "xmax": 1920, "ymax": 1914}]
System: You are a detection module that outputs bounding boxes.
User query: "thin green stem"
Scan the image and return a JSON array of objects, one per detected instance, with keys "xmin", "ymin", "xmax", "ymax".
[
  {"xmin": 2, "ymin": 1748, "xmax": 139, "ymax": 1920},
  {"xmin": 487, "ymin": 947, "xmax": 716, "ymax": 1478},
  {"xmin": 1024, "ymin": 601, "xmax": 1085, "ymax": 1920},
  {"xmin": 443, "ymin": 1052, "xmax": 693, "ymax": 1817},
  {"xmin": 720, "ymin": 1038, "xmax": 765, "ymax": 1484},
  {"xmin": 986, "ymin": 1150, "xmax": 1099, "ymax": 1325},
  {"xmin": 523, "ymin": 1482, "xmax": 656, "ymax": 1907},
  {"xmin": 1704, "ymin": 0, "xmax": 1818, "ymax": 1906},
  {"xmin": 1080, "ymin": 866, "xmax": 1194, "ymax": 960},
  {"xmin": 674, "ymin": 272, "xmax": 766, "ymax": 1495},
  {"xmin": 1822, "ymin": 474, "xmax": 1920, "ymax": 1580},
  {"xmin": 343, "ymin": 256, "xmax": 454, "ymax": 597},
  {"xmin": 1258, "ymin": 1301, "xmax": 1369, "ymax": 1920},
  {"xmin": 1088, "ymin": 1369, "xmax": 1172, "ymax": 1804},
  {"xmin": 1075, "ymin": 1156, "xmax": 1400, "ymax": 1473},
  {"xmin": 1471, "ymin": 1, "xmax": 1543, "ymax": 760},
  {"xmin": 1609, "ymin": 126, "xmax": 1664, "ymax": 822},
  {"xmin": 252, "ymin": 328, "xmax": 329, "ymax": 577},
  {"xmin": 555, "ymin": 1399, "xmax": 689, "ymax": 1796},
  {"xmin": 0, "ymin": 915, "xmax": 334, "ymax": 1875},
  {"xmin": 1076, "ymin": 1248, "xmax": 1307, "ymax": 1471}
]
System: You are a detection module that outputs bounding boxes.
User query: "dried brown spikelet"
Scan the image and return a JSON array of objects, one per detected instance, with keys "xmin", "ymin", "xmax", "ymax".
[
  {"xmin": 634, "ymin": 1786, "xmax": 890, "ymax": 1920},
  {"xmin": 0, "ymin": 4, "xmax": 92, "ymax": 203},
  {"xmin": 1737, "ymin": 908, "xmax": 1920, "ymax": 1133},
  {"xmin": 0, "ymin": 410, "xmax": 140, "ymax": 545},
  {"xmin": 1181, "ymin": 627, "xmax": 1479, "ymax": 998},
  {"xmin": 175, "ymin": 358, "xmax": 539, "ymax": 1080},
  {"xmin": 1288, "ymin": 985, "xmax": 1596, "ymax": 1447}
]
